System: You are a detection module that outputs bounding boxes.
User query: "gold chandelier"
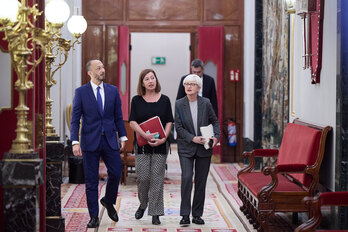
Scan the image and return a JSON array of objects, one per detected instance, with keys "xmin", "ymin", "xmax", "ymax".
[{"xmin": 0, "ymin": 0, "xmax": 87, "ymax": 153}]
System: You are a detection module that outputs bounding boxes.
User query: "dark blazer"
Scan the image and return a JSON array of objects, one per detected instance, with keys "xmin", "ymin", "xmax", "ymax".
[
  {"xmin": 176, "ymin": 73, "xmax": 218, "ymax": 116},
  {"xmin": 70, "ymin": 82, "xmax": 126, "ymax": 151},
  {"xmin": 175, "ymin": 96, "xmax": 220, "ymax": 158}
]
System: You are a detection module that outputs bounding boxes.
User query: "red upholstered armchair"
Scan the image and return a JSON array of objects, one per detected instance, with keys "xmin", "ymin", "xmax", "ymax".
[
  {"xmin": 237, "ymin": 119, "xmax": 332, "ymax": 232},
  {"xmin": 295, "ymin": 192, "xmax": 348, "ymax": 232}
]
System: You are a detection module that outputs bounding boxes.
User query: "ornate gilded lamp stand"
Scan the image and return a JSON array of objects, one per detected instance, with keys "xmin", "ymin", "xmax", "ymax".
[
  {"xmin": 0, "ymin": 1, "xmax": 48, "ymax": 153},
  {"xmin": 40, "ymin": 2, "xmax": 87, "ymax": 231},
  {"xmin": 43, "ymin": 0, "xmax": 87, "ymax": 138},
  {"xmin": 1, "ymin": 1, "xmax": 87, "ymax": 230},
  {"xmin": 0, "ymin": 1, "xmax": 49, "ymax": 231},
  {"xmin": 44, "ymin": 21, "xmax": 83, "ymax": 138}
]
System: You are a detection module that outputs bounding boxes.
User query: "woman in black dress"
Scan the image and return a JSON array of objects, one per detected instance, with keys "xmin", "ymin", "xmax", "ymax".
[{"xmin": 129, "ymin": 69, "xmax": 173, "ymax": 225}]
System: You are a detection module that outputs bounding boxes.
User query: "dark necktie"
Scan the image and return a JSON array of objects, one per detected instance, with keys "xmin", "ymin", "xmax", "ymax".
[
  {"xmin": 97, "ymin": 86, "xmax": 103, "ymax": 114},
  {"xmin": 97, "ymin": 86, "xmax": 104, "ymax": 133}
]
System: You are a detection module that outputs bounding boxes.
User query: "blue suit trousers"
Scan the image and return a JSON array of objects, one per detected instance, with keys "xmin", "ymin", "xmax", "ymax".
[{"xmin": 82, "ymin": 135, "xmax": 122, "ymax": 217}]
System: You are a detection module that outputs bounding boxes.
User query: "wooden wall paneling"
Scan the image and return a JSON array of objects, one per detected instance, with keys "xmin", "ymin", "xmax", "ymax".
[
  {"xmin": 105, "ymin": 25, "xmax": 119, "ymax": 86},
  {"xmin": 82, "ymin": 24, "xmax": 105, "ymax": 84},
  {"xmin": 129, "ymin": 25, "xmax": 198, "ymax": 33},
  {"xmin": 222, "ymin": 25, "xmax": 243, "ymax": 162},
  {"xmin": 204, "ymin": 0, "xmax": 242, "ymax": 22},
  {"xmin": 128, "ymin": 0, "xmax": 200, "ymax": 21},
  {"xmin": 84, "ymin": 0, "xmax": 124, "ymax": 20}
]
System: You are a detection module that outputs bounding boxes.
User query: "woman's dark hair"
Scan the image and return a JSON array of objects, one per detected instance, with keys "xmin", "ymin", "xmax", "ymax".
[{"xmin": 137, "ymin": 69, "xmax": 161, "ymax": 95}]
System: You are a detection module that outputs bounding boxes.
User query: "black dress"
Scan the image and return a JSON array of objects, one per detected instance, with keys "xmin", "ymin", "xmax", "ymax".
[{"xmin": 129, "ymin": 94, "xmax": 174, "ymax": 154}]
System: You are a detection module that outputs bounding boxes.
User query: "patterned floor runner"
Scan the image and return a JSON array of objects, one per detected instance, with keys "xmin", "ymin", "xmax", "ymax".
[{"xmin": 62, "ymin": 149, "xmax": 247, "ymax": 232}]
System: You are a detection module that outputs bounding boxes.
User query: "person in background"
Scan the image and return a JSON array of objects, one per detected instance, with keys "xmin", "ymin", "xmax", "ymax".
[
  {"xmin": 175, "ymin": 74, "xmax": 220, "ymax": 225},
  {"xmin": 129, "ymin": 69, "xmax": 174, "ymax": 225},
  {"xmin": 176, "ymin": 59, "xmax": 218, "ymax": 116},
  {"xmin": 70, "ymin": 60, "xmax": 127, "ymax": 228}
]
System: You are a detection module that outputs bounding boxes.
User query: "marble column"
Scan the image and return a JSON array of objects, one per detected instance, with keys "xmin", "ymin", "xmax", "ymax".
[
  {"xmin": 0, "ymin": 152, "xmax": 44, "ymax": 232},
  {"xmin": 336, "ymin": 0, "xmax": 348, "ymax": 228},
  {"xmin": 45, "ymin": 136, "xmax": 65, "ymax": 232},
  {"xmin": 246, "ymin": 0, "xmax": 263, "ymax": 170}
]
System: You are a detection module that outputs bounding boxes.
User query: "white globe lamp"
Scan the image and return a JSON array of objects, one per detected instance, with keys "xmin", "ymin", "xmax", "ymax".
[{"xmin": 45, "ymin": 0, "xmax": 70, "ymax": 24}]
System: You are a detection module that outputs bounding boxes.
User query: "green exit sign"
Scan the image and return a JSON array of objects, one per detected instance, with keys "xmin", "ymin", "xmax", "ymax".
[{"xmin": 152, "ymin": 57, "xmax": 166, "ymax": 65}]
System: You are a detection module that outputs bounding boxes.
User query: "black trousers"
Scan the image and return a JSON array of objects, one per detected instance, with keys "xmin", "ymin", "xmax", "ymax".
[{"xmin": 179, "ymin": 154, "xmax": 211, "ymax": 217}]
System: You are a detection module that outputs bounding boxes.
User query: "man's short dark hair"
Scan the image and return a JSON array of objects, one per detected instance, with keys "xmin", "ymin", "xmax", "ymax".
[
  {"xmin": 191, "ymin": 59, "xmax": 204, "ymax": 68},
  {"xmin": 86, "ymin": 60, "xmax": 92, "ymax": 73}
]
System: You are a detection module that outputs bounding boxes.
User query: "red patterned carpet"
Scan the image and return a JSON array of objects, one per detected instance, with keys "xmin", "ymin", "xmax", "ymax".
[
  {"xmin": 62, "ymin": 147, "xmax": 247, "ymax": 232},
  {"xmin": 62, "ymin": 182, "xmax": 106, "ymax": 232},
  {"xmin": 61, "ymin": 163, "xmax": 107, "ymax": 232}
]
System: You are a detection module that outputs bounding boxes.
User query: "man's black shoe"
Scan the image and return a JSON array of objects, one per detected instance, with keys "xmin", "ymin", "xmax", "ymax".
[
  {"xmin": 152, "ymin": 215, "xmax": 161, "ymax": 225},
  {"xmin": 100, "ymin": 197, "xmax": 119, "ymax": 222},
  {"xmin": 192, "ymin": 216, "xmax": 205, "ymax": 225},
  {"xmin": 87, "ymin": 217, "xmax": 99, "ymax": 228},
  {"xmin": 135, "ymin": 206, "xmax": 145, "ymax": 219},
  {"xmin": 179, "ymin": 215, "xmax": 190, "ymax": 225}
]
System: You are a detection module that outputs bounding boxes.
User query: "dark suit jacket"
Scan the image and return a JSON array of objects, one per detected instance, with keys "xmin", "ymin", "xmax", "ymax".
[
  {"xmin": 70, "ymin": 82, "xmax": 126, "ymax": 151},
  {"xmin": 176, "ymin": 73, "xmax": 218, "ymax": 116},
  {"xmin": 175, "ymin": 96, "xmax": 220, "ymax": 158}
]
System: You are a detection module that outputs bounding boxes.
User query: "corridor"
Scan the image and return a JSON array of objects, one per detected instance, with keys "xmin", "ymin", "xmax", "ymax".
[
  {"xmin": 61, "ymin": 144, "xmax": 297, "ymax": 232},
  {"xmin": 62, "ymin": 145, "xmax": 247, "ymax": 232}
]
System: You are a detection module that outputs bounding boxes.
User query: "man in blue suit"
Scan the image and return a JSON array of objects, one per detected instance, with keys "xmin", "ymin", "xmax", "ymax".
[{"xmin": 70, "ymin": 59, "xmax": 127, "ymax": 228}]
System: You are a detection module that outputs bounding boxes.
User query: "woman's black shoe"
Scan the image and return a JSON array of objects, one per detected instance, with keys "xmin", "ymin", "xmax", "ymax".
[
  {"xmin": 192, "ymin": 216, "xmax": 205, "ymax": 225},
  {"xmin": 180, "ymin": 215, "xmax": 190, "ymax": 225},
  {"xmin": 135, "ymin": 206, "xmax": 145, "ymax": 219},
  {"xmin": 152, "ymin": 215, "xmax": 161, "ymax": 225}
]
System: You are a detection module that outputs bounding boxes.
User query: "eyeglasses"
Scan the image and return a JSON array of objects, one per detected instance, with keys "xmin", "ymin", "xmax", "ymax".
[{"xmin": 184, "ymin": 83, "xmax": 197, "ymax": 87}]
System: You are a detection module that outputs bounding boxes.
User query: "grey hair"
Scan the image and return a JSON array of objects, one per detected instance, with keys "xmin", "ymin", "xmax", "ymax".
[
  {"xmin": 183, "ymin": 74, "xmax": 202, "ymax": 88},
  {"xmin": 191, "ymin": 59, "xmax": 204, "ymax": 68}
]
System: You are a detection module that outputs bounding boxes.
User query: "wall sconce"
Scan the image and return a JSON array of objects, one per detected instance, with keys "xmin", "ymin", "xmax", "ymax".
[
  {"xmin": 286, "ymin": 0, "xmax": 296, "ymax": 14},
  {"xmin": 296, "ymin": 0, "xmax": 325, "ymax": 84},
  {"xmin": 44, "ymin": 0, "xmax": 87, "ymax": 138}
]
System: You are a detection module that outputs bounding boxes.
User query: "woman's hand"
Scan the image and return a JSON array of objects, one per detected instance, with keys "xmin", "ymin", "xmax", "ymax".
[
  {"xmin": 148, "ymin": 137, "xmax": 166, "ymax": 147},
  {"xmin": 211, "ymin": 137, "xmax": 219, "ymax": 148},
  {"xmin": 192, "ymin": 136, "xmax": 206, "ymax": 145},
  {"xmin": 144, "ymin": 132, "xmax": 157, "ymax": 142}
]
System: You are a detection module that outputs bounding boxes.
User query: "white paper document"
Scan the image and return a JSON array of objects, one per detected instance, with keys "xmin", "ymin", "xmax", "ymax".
[{"xmin": 200, "ymin": 124, "xmax": 214, "ymax": 150}]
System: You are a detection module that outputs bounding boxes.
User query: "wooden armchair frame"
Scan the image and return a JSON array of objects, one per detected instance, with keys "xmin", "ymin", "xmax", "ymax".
[
  {"xmin": 237, "ymin": 119, "xmax": 332, "ymax": 232},
  {"xmin": 295, "ymin": 192, "xmax": 348, "ymax": 232},
  {"xmin": 121, "ymin": 120, "xmax": 135, "ymax": 185}
]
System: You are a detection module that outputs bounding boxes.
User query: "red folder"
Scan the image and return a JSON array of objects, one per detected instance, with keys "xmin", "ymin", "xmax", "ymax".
[{"xmin": 136, "ymin": 116, "xmax": 166, "ymax": 147}]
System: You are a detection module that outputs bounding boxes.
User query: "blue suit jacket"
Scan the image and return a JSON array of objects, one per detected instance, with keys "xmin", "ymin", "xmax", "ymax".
[{"xmin": 70, "ymin": 82, "xmax": 126, "ymax": 151}]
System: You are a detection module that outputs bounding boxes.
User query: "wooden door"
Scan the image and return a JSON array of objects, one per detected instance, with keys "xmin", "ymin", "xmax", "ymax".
[
  {"xmin": 117, "ymin": 26, "xmax": 130, "ymax": 120},
  {"xmin": 197, "ymin": 26, "xmax": 224, "ymax": 162}
]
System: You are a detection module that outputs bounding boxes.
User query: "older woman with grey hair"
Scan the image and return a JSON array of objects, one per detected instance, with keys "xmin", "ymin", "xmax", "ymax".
[{"xmin": 174, "ymin": 74, "xmax": 220, "ymax": 225}]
